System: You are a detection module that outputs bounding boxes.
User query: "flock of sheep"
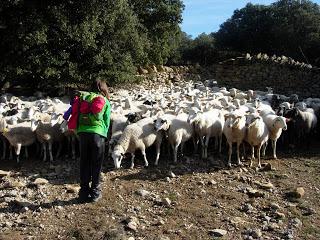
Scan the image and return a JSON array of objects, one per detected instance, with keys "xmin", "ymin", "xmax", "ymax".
[{"xmin": 0, "ymin": 80, "xmax": 319, "ymax": 170}]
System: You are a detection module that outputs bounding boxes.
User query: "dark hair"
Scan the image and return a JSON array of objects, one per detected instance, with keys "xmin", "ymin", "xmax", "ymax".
[{"xmin": 91, "ymin": 79, "xmax": 110, "ymax": 100}]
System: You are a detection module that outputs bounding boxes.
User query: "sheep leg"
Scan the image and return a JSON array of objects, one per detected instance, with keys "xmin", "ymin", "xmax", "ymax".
[
  {"xmin": 214, "ymin": 136, "xmax": 218, "ymax": 150},
  {"xmin": 42, "ymin": 144, "xmax": 47, "ymax": 162},
  {"xmin": 250, "ymin": 146, "xmax": 254, "ymax": 167},
  {"xmin": 141, "ymin": 149, "xmax": 148, "ymax": 167},
  {"xmin": 200, "ymin": 137, "xmax": 205, "ymax": 159},
  {"xmin": 262, "ymin": 141, "xmax": 267, "ymax": 157},
  {"xmin": 154, "ymin": 140, "xmax": 162, "ymax": 166},
  {"xmin": 236, "ymin": 142, "xmax": 242, "ymax": 166},
  {"xmin": 173, "ymin": 144, "xmax": 179, "ymax": 163},
  {"xmin": 24, "ymin": 147, "xmax": 28, "ymax": 159},
  {"xmin": 130, "ymin": 154, "xmax": 135, "ymax": 169},
  {"xmin": 48, "ymin": 142, "xmax": 53, "ymax": 162},
  {"xmin": 218, "ymin": 134, "xmax": 222, "ymax": 154},
  {"xmin": 180, "ymin": 141, "xmax": 184, "ymax": 156},
  {"xmin": 9, "ymin": 145, "xmax": 13, "ymax": 160},
  {"xmin": 2, "ymin": 139, "xmax": 6, "ymax": 160},
  {"xmin": 15, "ymin": 144, "xmax": 21, "ymax": 164},
  {"xmin": 272, "ymin": 139, "xmax": 277, "ymax": 159},
  {"xmin": 204, "ymin": 135, "xmax": 210, "ymax": 159},
  {"xmin": 193, "ymin": 137, "xmax": 198, "ymax": 153},
  {"xmin": 55, "ymin": 143, "xmax": 62, "ymax": 159},
  {"xmin": 257, "ymin": 145, "xmax": 262, "ymax": 168},
  {"xmin": 227, "ymin": 142, "xmax": 232, "ymax": 168}
]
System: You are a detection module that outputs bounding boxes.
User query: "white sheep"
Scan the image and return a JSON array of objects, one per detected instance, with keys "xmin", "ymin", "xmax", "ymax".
[
  {"xmin": 154, "ymin": 113, "xmax": 194, "ymax": 164},
  {"xmin": 245, "ymin": 113, "xmax": 269, "ymax": 168},
  {"xmin": 188, "ymin": 109, "xmax": 224, "ymax": 158},
  {"xmin": 31, "ymin": 117, "xmax": 65, "ymax": 162},
  {"xmin": 262, "ymin": 114, "xmax": 287, "ymax": 159},
  {"xmin": 112, "ymin": 117, "xmax": 163, "ymax": 169},
  {"xmin": 0, "ymin": 118, "xmax": 36, "ymax": 163},
  {"xmin": 223, "ymin": 111, "xmax": 246, "ymax": 167}
]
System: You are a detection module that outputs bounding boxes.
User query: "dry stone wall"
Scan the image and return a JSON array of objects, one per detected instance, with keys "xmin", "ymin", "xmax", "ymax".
[
  {"xmin": 205, "ymin": 54, "xmax": 320, "ymax": 98},
  {"xmin": 138, "ymin": 55, "xmax": 320, "ymax": 98}
]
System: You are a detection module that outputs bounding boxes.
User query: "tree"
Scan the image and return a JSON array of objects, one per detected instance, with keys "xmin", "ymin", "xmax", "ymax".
[
  {"xmin": 214, "ymin": 0, "xmax": 320, "ymax": 65},
  {"xmin": 0, "ymin": 0, "xmax": 185, "ymax": 88},
  {"xmin": 128, "ymin": 0, "xmax": 185, "ymax": 64}
]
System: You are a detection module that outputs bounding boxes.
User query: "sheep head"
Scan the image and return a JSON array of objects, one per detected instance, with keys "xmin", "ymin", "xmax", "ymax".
[
  {"xmin": 154, "ymin": 117, "xmax": 170, "ymax": 132},
  {"xmin": 112, "ymin": 145, "xmax": 124, "ymax": 169},
  {"xmin": 273, "ymin": 116, "xmax": 287, "ymax": 131},
  {"xmin": 225, "ymin": 114, "xmax": 243, "ymax": 128}
]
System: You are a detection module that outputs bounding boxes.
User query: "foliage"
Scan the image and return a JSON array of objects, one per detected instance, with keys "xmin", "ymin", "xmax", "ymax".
[
  {"xmin": 214, "ymin": 0, "xmax": 320, "ymax": 65},
  {"xmin": 0, "ymin": 0, "xmax": 184, "ymax": 88}
]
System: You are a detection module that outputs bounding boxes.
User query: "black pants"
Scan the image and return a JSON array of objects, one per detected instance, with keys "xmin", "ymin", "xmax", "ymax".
[{"xmin": 79, "ymin": 132, "xmax": 105, "ymax": 196}]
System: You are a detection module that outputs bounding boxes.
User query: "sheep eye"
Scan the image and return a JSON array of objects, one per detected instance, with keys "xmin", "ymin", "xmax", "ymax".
[{"xmin": 161, "ymin": 120, "xmax": 167, "ymax": 123}]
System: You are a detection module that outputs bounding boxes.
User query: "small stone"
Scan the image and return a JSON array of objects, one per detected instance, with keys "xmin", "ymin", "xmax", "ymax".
[
  {"xmin": 209, "ymin": 229, "xmax": 227, "ymax": 237},
  {"xmin": 275, "ymin": 211, "xmax": 285, "ymax": 219},
  {"xmin": 292, "ymin": 187, "xmax": 305, "ymax": 198},
  {"xmin": 242, "ymin": 203, "xmax": 254, "ymax": 212},
  {"xmin": 165, "ymin": 177, "xmax": 171, "ymax": 182},
  {"xmin": 33, "ymin": 178, "xmax": 49, "ymax": 185},
  {"xmin": 270, "ymin": 202, "xmax": 280, "ymax": 211},
  {"xmin": 259, "ymin": 163, "xmax": 273, "ymax": 171},
  {"xmin": 65, "ymin": 185, "xmax": 80, "ymax": 194},
  {"xmin": 208, "ymin": 180, "xmax": 217, "ymax": 185},
  {"xmin": 290, "ymin": 218, "xmax": 302, "ymax": 228},
  {"xmin": 255, "ymin": 181, "xmax": 274, "ymax": 190},
  {"xmin": 127, "ymin": 221, "xmax": 138, "ymax": 231},
  {"xmin": 135, "ymin": 189, "xmax": 150, "ymax": 198},
  {"xmin": 20, "ymin": 207, "xmax": 29, "ymax": 213},
  {"xmin": 246, "ymin": 188, "xmax": 265, "ymax": 198},
  {"xmin": 251, "ymin": 229, "xmax": 262, "ymax": 238},
  {"xmin": 0, "ymin": 170, "xmax": 10, "ymax": 177},
  {"xmin": 127, "ymin": 237, "xmax": 135, "ymax": 240},
  {"xmin": 163, "ymin": 198, "xmax": 171, "ymax": 207},
  {"xmin": 12, "ymin": 199, "xmax": 33, "ymax": 208}
]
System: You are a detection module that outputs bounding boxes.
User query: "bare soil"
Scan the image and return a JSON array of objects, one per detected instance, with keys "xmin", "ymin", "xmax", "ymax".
[{"xmin": 0, "ymin": 145, "xmax": 320, "ymax": 240}]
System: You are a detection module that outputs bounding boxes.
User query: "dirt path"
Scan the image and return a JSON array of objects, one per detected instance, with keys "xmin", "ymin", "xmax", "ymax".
[{"xmin": 0, "ymin": 148, "xmax": 320, "ymax": 240}]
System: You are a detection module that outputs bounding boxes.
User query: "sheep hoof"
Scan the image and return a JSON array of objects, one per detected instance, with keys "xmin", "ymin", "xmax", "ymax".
[
  {"xmin": 237, "ymin": 162, "xmax": 243, "ymax": 166},
  {"xmin": 227, "ymin": 163, "xmax": 232, "ymax": 168}
]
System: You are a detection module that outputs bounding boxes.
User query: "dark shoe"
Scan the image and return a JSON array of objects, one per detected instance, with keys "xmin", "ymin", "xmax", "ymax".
[
  {"xmin": 89, "ymin": 193, "xmax": 102, "ymax": 203},
  {"xmin": 77, "ymin": 188, "xmax": 90, "ymax": 204}
]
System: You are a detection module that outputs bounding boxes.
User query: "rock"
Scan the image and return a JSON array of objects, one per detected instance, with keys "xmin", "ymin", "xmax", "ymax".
[
  {"xmin": 127, "ymin": 237, "xmax": 135, "ymax": 240},
  {"xmin": 163, "ymin": 198, "xmax": 171, "ymax": 207},
  {"xmin": 65, "ymin": 185, "xmax": 80, "ymax": 194},
  {"xmin": 125, "ymin": 216, "xmax": 139, "ymax": 232},
  {"xmin": 259, "ymin": 163, "xmax": 274, "ymax": 171},
  {"xmin": 165, "ymin": 177, "xmax": 171, "ymax": 182},
  {"xmin": 12, "ymin": 199, "xmax": 33, "ymax": 208},
  {"xmin": 246, "ymin": 188, "xmax": 265, "ymax": 198},
  {"xmin": 209, "ymin": 229, "xmax": 227, "ymax": 237},
  {"xmin": 208, "ymin": 180, "xmax": 217, "ymax": 185},
  {"xmin": 157, "ymin": 237, "xmax": 170, "ymax": 240},
  {"xmin": 0, "ymin": 170, "xmax": 10, "ymax": 177},
  {"xmin": 242, "ymin": 203, "xmax": 254, "ymax": 213},
  {"xmin": 135, "ymin": 189, "xmax": 150, "ymax": 198},
  {"xmin": 3, "ymin": 180, "xmax": 26, "ymax": 189},
  {"xmin": 275, "ymin": 211, "xmax": 285, "ymax": 219},
  {"xmin": 290, "ymin": 218, "xmax": 302, "ymax": 228},
  {"xmin": 251, "ymin": 229, "xmax": 262, "ymax": 238},
  {"xmin": 255, "ymin": 181, "xmax": 274, "ymax": 190},
  {"xmin": 33, "ymin": 178, "xmax": 49, "ymax": 186},
  {"xmin": 270, "ymin": 202, "xmax": 280, "ymax": 211},
  {"xmin": 289, "ymin": 187, "xmax": 305, "ymax": 198}
]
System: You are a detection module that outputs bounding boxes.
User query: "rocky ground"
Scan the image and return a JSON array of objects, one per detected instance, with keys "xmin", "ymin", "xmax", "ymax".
[{"xmin": 0, "ymin": 145, "xmax": 319, "ymax": 240}]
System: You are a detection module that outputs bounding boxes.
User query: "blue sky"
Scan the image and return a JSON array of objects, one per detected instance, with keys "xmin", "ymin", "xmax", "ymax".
[{"xmin": 181, "ymin": 0, "xmax": 320, "ymax": 38}]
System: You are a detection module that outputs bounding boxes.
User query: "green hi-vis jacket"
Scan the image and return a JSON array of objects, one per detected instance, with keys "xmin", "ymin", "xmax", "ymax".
[{"xmin": 76, "ymin": 91, "xmax": 111, "ymax": 138}]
